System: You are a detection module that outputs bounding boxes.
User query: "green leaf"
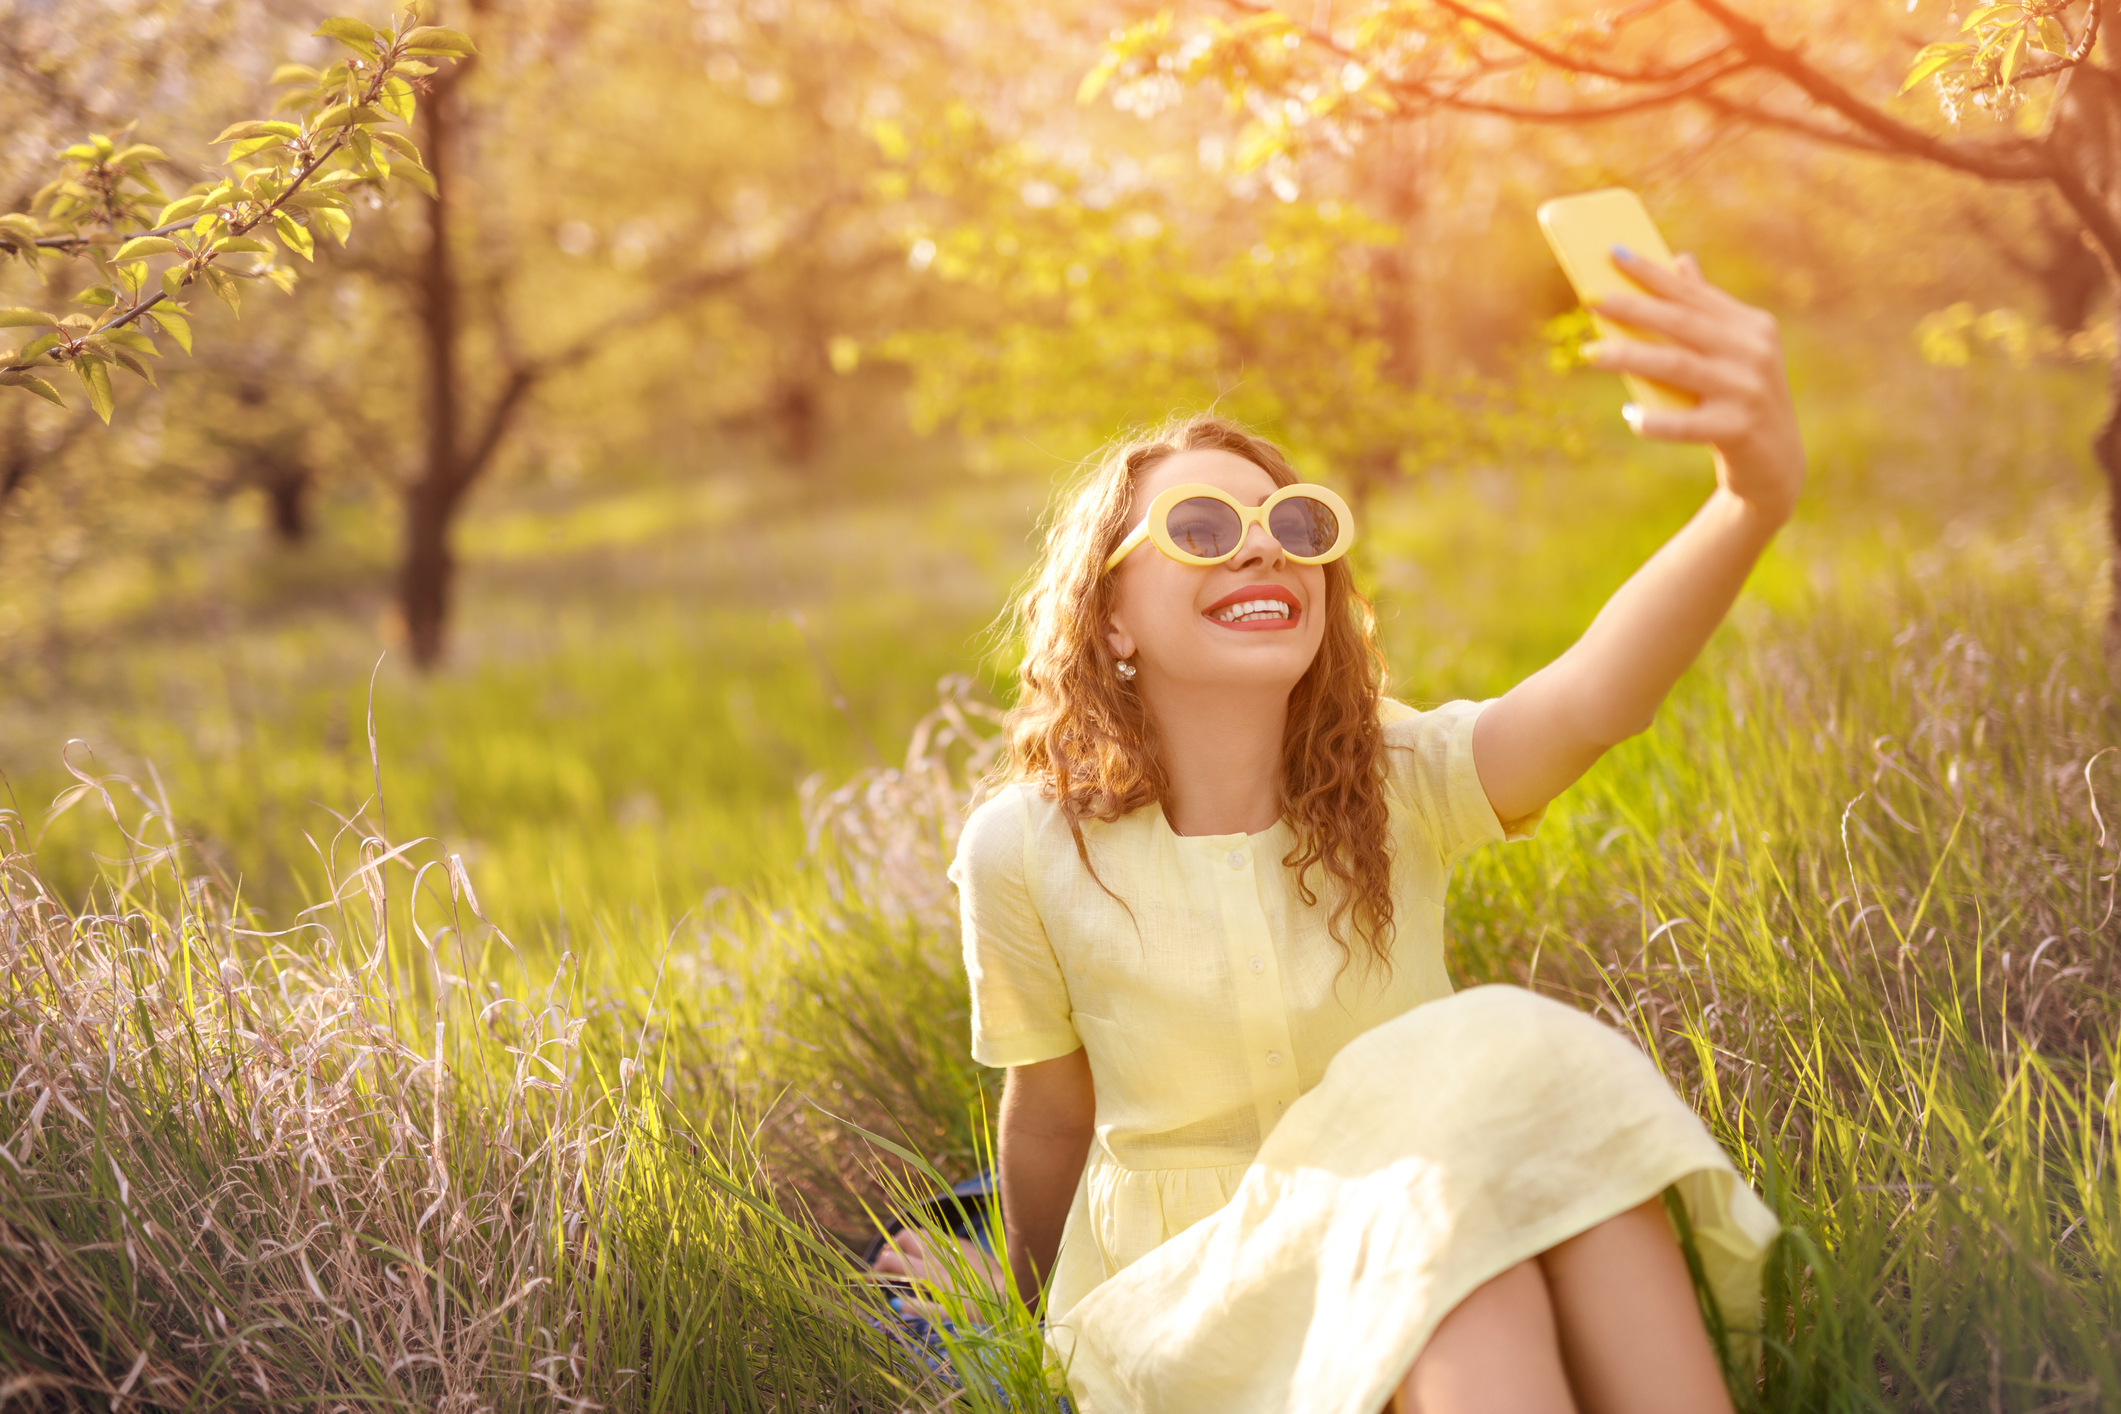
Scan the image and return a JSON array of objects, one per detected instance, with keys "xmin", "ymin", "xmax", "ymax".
[
  {"xmin": 154, "ymin": 194, "xmax": 209, "ymax": 226},
  {"xmin": 316, "ymin": 103, "xmax": 395, "ymax": 131},
  {"xmin": 228, "ymin": 136, "xmax": 289, "ymax": 162},
  {"xmin": 212, "ymin": 236, "xmax": 274, "ymax": 255},
  {"xmin": 144, "ymin": 307, "xmax": 191, "ymax": 354},
  {"xmin": 0, "ymin": 372, "xmax": 65, "ymax": 407},
  {"xmin": 0, "ymin": 308, "xmax": 57, "ymax": 328},
  {"xmin": 1900, "ymin": 41, "xmax": 1971, "ymax": 92},
  {"xmin": 102, "ymin": 326, "xmax": 158, "ymax": 355},
  {"xmin": 160, "ymin": 265, "xmax": 189, "ymax": 300},
  {"xmin": 374, "ymin": 130, "xmax": 423, "ymax": 161},
  {"xmin": 399, "ymin": 25, "xmax": 478, "ymax": 55},
  {"xmin": 314, "ymin": 206, "xmax": 353, "ymax": 245},
  {"xmin": 112, "ymin": 349, "xmax": 156, "ymax": 386},
  {"xmin": 378, "ymin": 75, "xmax": 416, "ymax": 124},
  {"xmin": 61, "ymin": 143, "xmax": 101, "ymax": 163},
  {"xmin": 314, "ymin": 17, "xmax": 380, "ymax": 53},
  {"xmin": 73, "ymin": 286, "xmax": 117, "ymax": 307},
  {"xmin": 267, "ymin": 266, "xmax": 298, "ymax": 295},
  {"xmin": 270, "ymin": 62, "xmax": 321, "ymax": 85},
  {"xmin": 111, "ymin": 144, "xmax": 167, "ymax": 167},
  {"xmin": 72, "ymin": 355, "xmax": 115, "ymax": 422},
  {"xmin": 115, "ymin": 236, "xmax": 181, "ymax": 261},
  {"xmin": 274, "ymin": 211, "xmax": 316, "ymax": 261},
  {"xmin": 392, "ymin": 160, "xmax": 438, "ymax": 198},
  {"xmin": 203, "ymin": 266, "xmax": 241, "ymax": 314},
  {"xmin": 212, "ymin": 119, "xmax": 301, "ymax": 144},
  {"xmin": 16, "ymin": 332, "xmax": 61, "ymax": 362},
  {"xmin": 2000, "ymin": 25, "xmax": 2027, "ymax": 84}
]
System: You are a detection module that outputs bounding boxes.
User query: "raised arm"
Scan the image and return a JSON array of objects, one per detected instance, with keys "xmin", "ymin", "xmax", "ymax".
[{"xmin": 1471, "ymin": 251, "xmax": 1807, "ymax": 824}]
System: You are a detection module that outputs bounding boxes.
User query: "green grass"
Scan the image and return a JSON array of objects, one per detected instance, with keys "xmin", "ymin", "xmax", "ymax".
[{"xmin": 3, "ymin": 342, "xmax": 2119, "ymax": 1407}]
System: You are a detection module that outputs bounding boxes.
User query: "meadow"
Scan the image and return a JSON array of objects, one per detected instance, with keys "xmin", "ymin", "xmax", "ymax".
[{"xmin": 3, "ymin": 337, "xmax": 2120, "ymax": 1410}]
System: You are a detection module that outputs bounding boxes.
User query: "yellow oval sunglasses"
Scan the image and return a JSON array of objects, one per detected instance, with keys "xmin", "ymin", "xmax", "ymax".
[{"xmin": 1104, "ymin": 482, "xmax": 1355, "ymax": 571}]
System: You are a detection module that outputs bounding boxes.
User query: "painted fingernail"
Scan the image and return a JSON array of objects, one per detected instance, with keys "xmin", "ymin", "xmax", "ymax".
[
  {"xmin": 1611, "ymin": 244, "xmax": 1635, "ymax": 260},
  {"xmin": 1620, "ymin": 402, "xmax": 1644, "ymax": 432}
]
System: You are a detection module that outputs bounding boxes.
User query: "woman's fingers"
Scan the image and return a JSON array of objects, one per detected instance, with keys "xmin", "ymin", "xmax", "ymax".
[
  {"xmin": 1583, "ymin": 337, "xmax": 1753, "ymax": 400},
  {"xmin": 1622, "ymin": 400, "xmax": 1747, "ymax": 443},
  {"xmin": 1615, "ymin": 247, "xmax": 1745, "ymax": 316},
  {"xmin": 1591, "ymin": 291, "xmax": 1725, "ymax": 352}
]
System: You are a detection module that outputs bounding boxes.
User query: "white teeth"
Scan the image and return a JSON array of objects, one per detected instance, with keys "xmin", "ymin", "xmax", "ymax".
[{"xmin": 1212, "ymin": 599, "xmax": 1293, "ymax": 624}]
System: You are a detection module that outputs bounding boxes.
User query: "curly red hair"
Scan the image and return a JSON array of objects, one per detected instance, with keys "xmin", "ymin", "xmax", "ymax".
[{"xmin": 1002, "ymin": 414, "xmax": 1397, "ymax": 969}]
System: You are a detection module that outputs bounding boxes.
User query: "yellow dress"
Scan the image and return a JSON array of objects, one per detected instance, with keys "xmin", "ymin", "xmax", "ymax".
[{"xmin": 949, "ymin": 698, "xmax": 1779, "ymax": 1413}]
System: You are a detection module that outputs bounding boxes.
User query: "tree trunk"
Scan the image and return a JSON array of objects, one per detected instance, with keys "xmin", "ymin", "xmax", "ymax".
[
  {"xmin": 399, "ymin": 65, "xmax": 465, "ymax": 669},
  {"xmin": 2033, "ymin": 203, "xmax": 2108, "ymax": 331},
  {"xmin": 1363, "ymin": 122, "xmax": 1427, "ymax": 386},
  {"xmin": 2100, "ymin": 293, "xmax": 2121, "ymax": 665},
  {"xmin": 261, "ymin": 459, "xmax": 311, "ymax": 543}
]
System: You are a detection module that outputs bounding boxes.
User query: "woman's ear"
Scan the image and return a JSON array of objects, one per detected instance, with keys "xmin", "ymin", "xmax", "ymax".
[{"xmin": 1104, "ymin": 613, "xmax": 1135, "ymax": 663}]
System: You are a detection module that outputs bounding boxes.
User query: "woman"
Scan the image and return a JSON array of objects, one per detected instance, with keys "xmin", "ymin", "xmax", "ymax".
[{"xmin": 929, "ymin": 250, "xmax": 1798, "ymax": 1412}]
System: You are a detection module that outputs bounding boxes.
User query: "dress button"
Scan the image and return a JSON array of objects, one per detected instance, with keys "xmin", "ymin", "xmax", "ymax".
[
  {"xmin": 1227, "ymin": 850, "xmax": 1245, "ymax": 870},
  {"xmin": 1266, "ymin": 1050, "xmax": 1283, "ymax": 1067},
  {"xmin": 1248, "ymin": 956, "xmax": 1265, "ymax": 974}
]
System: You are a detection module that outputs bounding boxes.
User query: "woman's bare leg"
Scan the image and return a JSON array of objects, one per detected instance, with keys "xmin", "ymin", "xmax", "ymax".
[
  {"xmin": 1391, "ymin": 1259, "xmax": 1576, "ymax": 1414},
  {"xmin": 1537, "ymin": 1198, "xmax": 1734, "ymax": 1414}
]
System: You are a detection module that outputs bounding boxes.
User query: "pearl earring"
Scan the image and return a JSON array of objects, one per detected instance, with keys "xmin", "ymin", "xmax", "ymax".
[{"xmin": 1115, "ymin": 657, "xmax": 1138, "ymax": 680}]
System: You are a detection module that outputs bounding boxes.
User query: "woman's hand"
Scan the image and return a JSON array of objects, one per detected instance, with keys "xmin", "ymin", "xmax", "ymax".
[{"xmin": 1586, "ymin": 250, "xmax": 1806, "ymax": 525}]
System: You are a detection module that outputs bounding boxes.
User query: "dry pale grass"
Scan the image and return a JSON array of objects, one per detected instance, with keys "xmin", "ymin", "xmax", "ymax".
[{"xmin": 0, "ymin": 753, "xmax": 951, "ymax": 1411}]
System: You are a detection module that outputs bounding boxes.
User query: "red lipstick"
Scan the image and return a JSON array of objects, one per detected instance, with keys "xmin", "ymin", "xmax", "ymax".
[{"xmin": 1202, "ymin": 584, "xmax": 1301, "ymax": 631}]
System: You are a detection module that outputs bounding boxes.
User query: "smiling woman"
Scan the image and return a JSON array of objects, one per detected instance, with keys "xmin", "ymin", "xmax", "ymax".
[{"xmin": 908, "ymin": 247, "xmax": 1807, "ymax": 1414}]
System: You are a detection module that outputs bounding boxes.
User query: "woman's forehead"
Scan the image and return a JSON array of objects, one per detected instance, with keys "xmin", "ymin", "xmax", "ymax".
[{"xmin": 1139, "ymin": 449, "xmax": 1279, "ymax": 505}]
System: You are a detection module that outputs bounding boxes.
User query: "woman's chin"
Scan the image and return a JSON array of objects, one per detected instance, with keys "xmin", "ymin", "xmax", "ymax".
[{"xmin": 1152, "ymin": 642, "xmax": 1321, "ymax": 694}]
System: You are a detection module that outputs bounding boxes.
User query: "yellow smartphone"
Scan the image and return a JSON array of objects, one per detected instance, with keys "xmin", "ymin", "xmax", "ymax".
[{"xmin": 1536, "ymin": 187, "xmax": 1699, "ymax": 415}]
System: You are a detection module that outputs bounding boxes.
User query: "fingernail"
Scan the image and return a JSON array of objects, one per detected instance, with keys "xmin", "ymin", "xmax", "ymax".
[
  {"xmin": 1580, "ymin": 340, "xmax": 1608, "ymax": 364},
  {"xmin": 1611, "ymin": 244, "xmax": 1635, "ymax": 260},
  {"xmin": 1620, "ymin": 402, "xmax": 1644, "ymax": 432}
]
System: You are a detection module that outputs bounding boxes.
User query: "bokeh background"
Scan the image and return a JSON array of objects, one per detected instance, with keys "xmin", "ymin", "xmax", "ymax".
[
  {"xmin": 1, "ymin": 0, "xmax": 2099, "ymax": 933},
  {"xmin": 3, "ymin": 0, "xmax": 2119, "ymax": 1407}
]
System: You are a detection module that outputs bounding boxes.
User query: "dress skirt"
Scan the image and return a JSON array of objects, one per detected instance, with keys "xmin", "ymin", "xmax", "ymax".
[{"xmin": 1044, "ymin": 985, "xmax": 1781, "ymax": 1414}]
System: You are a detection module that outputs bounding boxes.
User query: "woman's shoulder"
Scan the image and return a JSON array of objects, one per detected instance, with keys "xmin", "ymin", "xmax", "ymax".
[
  {"xmin": 1378, "ymin": 695, "xmax": 1487, "ymax": 747},
  {"xmin": 954, "ymin": 781, "xmax": 1073, "ymax": 864},
  {"xmin": 954, "ymin": 779, "xmax": 1156, "ymax": 878},
  {"xmin": 1375, "ymin": 696, "xmax": 1491, "ymax": 811}
]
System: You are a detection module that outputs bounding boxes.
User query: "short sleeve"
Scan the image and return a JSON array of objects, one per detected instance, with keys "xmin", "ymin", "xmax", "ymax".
[
  {"xmin": 1381, "ymin": 697, "xmax": 1544, "ymax": 867},
  {"xmin": 947, "ymin": 787, "xmax": 1082, "ymax": 1069}
]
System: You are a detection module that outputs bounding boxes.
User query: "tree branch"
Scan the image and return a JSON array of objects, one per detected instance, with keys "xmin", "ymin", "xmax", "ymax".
[
  {"xmin": 1421, "ymin": 0, "xmax": 1736, "ymax": 85},
  {"xmin": 5, "ymin": 39, "xmax": 454, "ymax": 381},
  {"xmin": 1685, "ymin": 0, "xmax": 2052, "ymax": 181},
  {"xmin": 450, "ymin": 201, "xmax": 848, "ymax": 494},
  {"xmin": 1691, "ymin": 89, "xmax": 1900, "ymax": 156},
  {"xmin": 1378, "ymin": 55, "xmax": 1755, "ymax": 122}
]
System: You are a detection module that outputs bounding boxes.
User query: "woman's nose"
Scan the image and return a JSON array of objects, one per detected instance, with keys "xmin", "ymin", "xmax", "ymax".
[{"xmin": 1231, "ymin": 520, "xmax": 1285, "ymax": 569}]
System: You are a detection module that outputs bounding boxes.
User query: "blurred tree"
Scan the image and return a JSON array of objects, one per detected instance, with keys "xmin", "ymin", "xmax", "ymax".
[
  {"xmin": 2, "ymin": 8, "xmax": 471, "ymax": 420},
  {"xmin": 871, "ymin": 102, "xmax": 1579, "ymax": 519},
  {"xmin": 371, "ymin": 0, "xmax": 965, "ymax": 663},
  {"xmin": 1098, "ymin": 0, "xmax": 2121, "ymax": 646}
]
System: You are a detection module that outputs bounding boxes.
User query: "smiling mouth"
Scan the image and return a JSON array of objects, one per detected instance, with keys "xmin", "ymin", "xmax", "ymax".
[{"xmin": 1209, "ymin": 598, "xmax": 1295, "ymax": 625}]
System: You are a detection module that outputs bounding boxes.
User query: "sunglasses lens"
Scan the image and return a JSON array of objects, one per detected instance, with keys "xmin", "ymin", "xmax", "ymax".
[
  {"xmin": 1164, "ymin": 497, "xmax": 1245, "ymax": 559},
  {"xmin": 1269, "ymin": 494, "xmax": 1340, "ymax": 557}
]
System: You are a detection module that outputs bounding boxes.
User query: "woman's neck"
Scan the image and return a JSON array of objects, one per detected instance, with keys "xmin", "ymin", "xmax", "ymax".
[{"xmin": 1142, "ymin": 679, "xmax": 1288, "ymax": 836}]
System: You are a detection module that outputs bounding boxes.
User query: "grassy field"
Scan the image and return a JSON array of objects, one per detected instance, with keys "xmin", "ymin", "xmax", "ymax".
[{"xmin": 2, "ymin": 343, "xmax": 2119, "ymax": 1409}]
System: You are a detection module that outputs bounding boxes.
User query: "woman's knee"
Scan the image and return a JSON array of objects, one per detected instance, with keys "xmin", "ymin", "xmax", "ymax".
[{"xmin": 1396, "ymin": 1260, "xmax": 1575, "ymax": 1414}]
